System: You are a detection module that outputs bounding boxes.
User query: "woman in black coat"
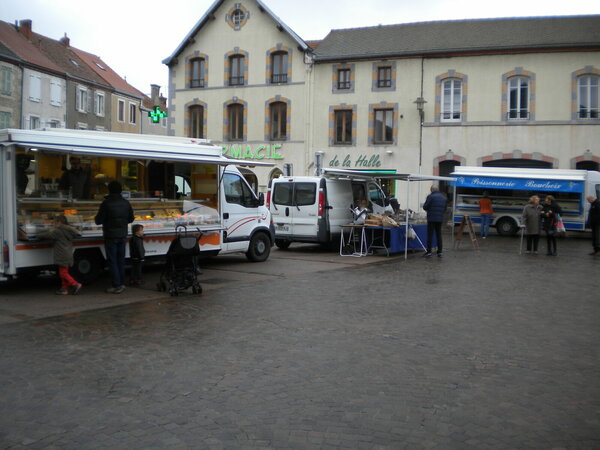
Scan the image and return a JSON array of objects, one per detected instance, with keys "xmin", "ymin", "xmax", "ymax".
[{"xmin": 541, "ymin": 195, "xmax": 562, "ymax": 256}]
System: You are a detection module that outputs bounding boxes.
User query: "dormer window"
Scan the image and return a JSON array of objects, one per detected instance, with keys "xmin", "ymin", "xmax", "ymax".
[{"xmin": 94, "ymin": 62, "xmax": 106, "ymax": 71}]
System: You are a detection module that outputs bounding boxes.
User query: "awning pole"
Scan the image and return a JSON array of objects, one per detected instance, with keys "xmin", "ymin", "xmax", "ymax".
[{"xmin": 405, "ymin": 180, "xmax": 410, "ymax": 260}]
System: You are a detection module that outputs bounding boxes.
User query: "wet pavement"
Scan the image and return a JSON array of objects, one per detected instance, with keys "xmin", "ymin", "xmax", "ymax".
[{"xmin": 0, "ymin": 234, "xmax": 599, "ymax": 449}]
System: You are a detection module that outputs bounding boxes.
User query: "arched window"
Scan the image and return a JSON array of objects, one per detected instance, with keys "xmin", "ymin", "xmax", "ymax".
[
  {"xmin": 229, "ymin": 55, "xmax": 244, "ymax": 86},
  {"xmin": 441, "ymin": 79, "xmax": 462, "ymax": 121},
  {"xmin": 578, "ymin": 75, "xmax": 599, "ymax": 119},
  {"xmin": 508, "ymin": 76, "xmax": 529, "ymax": 119},
  {"xmin": 271, "ymin": 51, "xmax": 288, "ymax": 84},
  {"xmin": 188, "ymin": 105, "xmax": 204, "ymax": 138},
  {"xmin": 227, "ymin": 104, "xmax": 244, "ymax": 141},
  {"xmin": 269, "ymin": 102, "xmax": 287, "ymax": 140},
  {"xmin": 190, "ymin": 58, "xmax": 205, "ymax": 88}
]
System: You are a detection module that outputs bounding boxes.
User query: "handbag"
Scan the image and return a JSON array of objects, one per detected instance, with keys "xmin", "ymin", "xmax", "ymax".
[{"xmin": 555, "ymin": 214, "xmax": 566, "ymax": 235}]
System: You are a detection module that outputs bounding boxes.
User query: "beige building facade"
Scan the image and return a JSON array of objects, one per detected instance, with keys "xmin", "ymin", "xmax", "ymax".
[{"xmin": 165, "ymin": 2, "xmax": 600, "ymax": 208}]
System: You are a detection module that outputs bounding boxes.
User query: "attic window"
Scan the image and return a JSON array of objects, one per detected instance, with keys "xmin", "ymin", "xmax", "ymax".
[
  {"xmin": 232, "ymin": 9, "xmax": 244, "ymax": 26},
  {"xmin": 94, "ymin": 62, "xmax": 106, "ymax": 71},
  {"xmin": 226, "ymin": 4, "xmax": 249, "ymax": 30},
  {"xmin": 70, "ymin": 59, "xmax": 79, "ymax": 67}
]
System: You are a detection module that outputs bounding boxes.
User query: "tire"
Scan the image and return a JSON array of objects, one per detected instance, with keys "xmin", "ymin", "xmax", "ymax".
[
  {"xmin": 72, "ymin": 249, "xmax": 104, "ymax": 284},
  {"xmin": 495, "ymin": 217, "xmax": 518, "ymax": 236},
  {"xmin": 246, "ymin": 232, "xmax": 271, "ymax": 262},
  {"xmin": 275, "ymin": 239, "xmax": 291, "ymax": 250}
]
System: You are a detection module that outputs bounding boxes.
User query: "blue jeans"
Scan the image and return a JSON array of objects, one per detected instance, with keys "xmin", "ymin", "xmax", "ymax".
[
  {"xmin": 105, "ymin": 237, "xmax": 127, "ymax": 288},
  {"xmin": 480, "ymin": 214, "xmax": 492, "ymax": 237}
]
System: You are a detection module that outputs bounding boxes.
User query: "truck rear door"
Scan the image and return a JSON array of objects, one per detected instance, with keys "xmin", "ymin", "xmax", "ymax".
[
  {"xmin": 271, "ymin": 180, "xmax": 294, "ymax": 237},
  {"xmin": 0, "ymin": 151, "xmax": 4, "ymax": 276},
  {"xmin": 291, "ymin": 182, "xmax": 319, "ymax": 238}
]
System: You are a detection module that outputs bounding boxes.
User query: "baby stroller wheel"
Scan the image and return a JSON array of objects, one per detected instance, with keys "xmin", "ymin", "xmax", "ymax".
[{"xmin": 192, "ymin": 284, "xmax": 202, "ymax": 295}]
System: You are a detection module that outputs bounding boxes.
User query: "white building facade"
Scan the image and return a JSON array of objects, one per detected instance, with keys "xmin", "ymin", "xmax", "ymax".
[{"xmin": 164, "ymin": 2, "xmax": 600, "ymax": 208}]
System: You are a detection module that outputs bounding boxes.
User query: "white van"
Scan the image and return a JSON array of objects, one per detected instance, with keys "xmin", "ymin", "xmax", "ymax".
[{"xmin": 267, "ymin": 175, "xmax": 391, "ymax": 248}]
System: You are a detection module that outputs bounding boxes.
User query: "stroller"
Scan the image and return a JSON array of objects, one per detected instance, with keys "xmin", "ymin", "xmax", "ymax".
[{"xmin": 157, "ymin": 225, "xmax": 203, "ymax": 296}]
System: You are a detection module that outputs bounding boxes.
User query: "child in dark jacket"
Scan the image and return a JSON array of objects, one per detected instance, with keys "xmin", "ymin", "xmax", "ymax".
[
  {"xmin": 37, "ymin": 214, "xmax": 82, "ymax": 295},
  {"xmin": 129, "ymin": 224, "xmax": 145, "ymax": 285}
]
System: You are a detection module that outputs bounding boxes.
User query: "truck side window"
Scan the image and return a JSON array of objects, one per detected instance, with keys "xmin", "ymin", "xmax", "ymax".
[
  {"xmin": 368, "ymin": 183, "xmax": 384, "ymax": 207},
  {"xmin": 272, "ymin": 183, "xmax": 293, "ymax": 206},
  {"xmin": 223, "ymin": 173, "xmax": 255, "ymax": 207},
  {"xmin": 295, "ymin": 183, "xmax": 316, "ymax": 206}
]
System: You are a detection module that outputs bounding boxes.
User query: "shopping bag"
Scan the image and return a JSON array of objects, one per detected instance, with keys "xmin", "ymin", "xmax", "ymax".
[{"xmin": 555, "ymin": 214, "xmax": 566, "ymax": 235}]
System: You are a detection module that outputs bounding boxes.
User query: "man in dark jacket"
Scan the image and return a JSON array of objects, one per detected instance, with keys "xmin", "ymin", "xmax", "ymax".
[
  {"xmin": 95, "ymin": 181, "xmax": 134, "ymax": 293},
  {"xmin": 423, "ymin": 185, "xmax": 448, "ymax": 257},
  {"xmin": 586, "ymin": 196, "xmax": 600, "ymax": 256}
]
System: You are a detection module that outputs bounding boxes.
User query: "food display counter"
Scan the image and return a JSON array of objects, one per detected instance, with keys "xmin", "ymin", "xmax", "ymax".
[{"xmin": 17, "ymin": 197, "xmax": 219, "ymax": 240}]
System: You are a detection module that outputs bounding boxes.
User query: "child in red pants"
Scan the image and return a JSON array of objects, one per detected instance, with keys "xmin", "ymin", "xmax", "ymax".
[{"xmin": 37, "ymin": 214, "xmax": 82, "ymax": 295}]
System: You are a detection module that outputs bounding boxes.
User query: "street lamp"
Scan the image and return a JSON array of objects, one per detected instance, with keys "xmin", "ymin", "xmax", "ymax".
[
  {"xmin": 414, "ymin": 97, "xmax": 427, "ymax": 123},
  {"xmin": 414, "ymin": 97, "xmax": 427, "ymax": 169}
]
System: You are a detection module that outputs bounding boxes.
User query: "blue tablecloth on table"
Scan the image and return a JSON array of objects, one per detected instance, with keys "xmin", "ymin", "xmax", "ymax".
[{"xmin": 364, "ymin": 224, "xmax": 434, "ymax": 254}]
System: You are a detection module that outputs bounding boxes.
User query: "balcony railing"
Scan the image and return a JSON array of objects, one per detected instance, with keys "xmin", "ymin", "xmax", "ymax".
[
  {"xmin": 271, "ymin": 73, "xmax": 288, "ymax": 84},
  {"xmin": 190, "ymin": 79, "xmax": 205, "ymax": 88}
]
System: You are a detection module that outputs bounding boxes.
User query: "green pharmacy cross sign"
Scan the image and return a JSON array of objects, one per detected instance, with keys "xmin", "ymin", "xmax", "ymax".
[{"xmin": 148, "ymin": 106, "xmax": 167, "ymax": 123}]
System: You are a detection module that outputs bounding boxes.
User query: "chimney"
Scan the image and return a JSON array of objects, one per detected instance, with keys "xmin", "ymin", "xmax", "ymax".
[
  {"xmin": 150, "ymin": 84, "xmax": 160, "ymax": 106},
  {"xmin": 19, "ymin": 19, "xmax": 32, "ymax": 40},
  {"xmin": 60, "ymin": 33, "xmax": 70, "ymax": 47}
]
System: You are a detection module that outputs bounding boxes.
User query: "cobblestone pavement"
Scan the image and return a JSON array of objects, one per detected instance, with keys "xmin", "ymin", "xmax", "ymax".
[{"xmin": 0, "ymin": 236, "xmax": 599, "ymax": 449}]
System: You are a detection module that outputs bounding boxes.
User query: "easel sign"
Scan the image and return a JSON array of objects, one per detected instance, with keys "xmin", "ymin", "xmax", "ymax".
[{"xmin": 454, "ymin": 215, "xmax": 479, "ymax": 250}]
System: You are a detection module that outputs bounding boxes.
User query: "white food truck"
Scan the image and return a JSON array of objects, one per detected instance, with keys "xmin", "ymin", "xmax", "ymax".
[
  {"xmin": 452, "ymin": 166, "xmax": 600, "ymax": 235},
  {"xmin": 0, "ymin": 128, "xmax": 274, "ymax": 283}
]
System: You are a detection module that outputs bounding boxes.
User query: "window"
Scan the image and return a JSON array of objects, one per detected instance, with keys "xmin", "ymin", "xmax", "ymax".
[
  {"xmin": 1, "ymin": 67, "xmax": 12, "ymax": 95},
  {"xmin": 29, "ymin": 74, "xmax": 41, "ymax": 102},
  {"xmin": 334, "ymin": 110, "xmax": 352, "ymax": 145},
  {"xmin": 129, "ymin": 103, "xmax": 136, "ymax": 124},
  {"xmin": 508, "ymin": 77, "xmax": 529, "ymax": 119},
  {"xmin": 271, "ymin": 52, "xmax": 288, "ymax": 84},
  {"xmin": 337, "ymin": 69, "xmax": 350, "ymax": 90},
  {"xmin": 76, "ymin": 86, "xmax": 88, "ymax": 112},
  {"xmin": 229, "ymin": 55, "xmax": 244, "ymax": 86},
  {"xmin": 29, "ymin": 116, "xmax": 40, "ymax": 130},
  {"xmin": 377, "ymin": 67, "xmax": 392, "ymax": 88},
  {"xmin": 374, "ymin": 109, "xmax": 393, "ymax": 144},
  {"xmin": 270, "ymin": 102, "xmax": 287, "ymax": 140},
  {"xmin": 228, "ymin": 103, "xmax": 244, "ymax": 141},
  {"xmin": 368, "ymin": 182, "xmax": 385, "ymax": 207},
  {"xmin": 95, "ymin": 92, "xmax": 105, "ymax": 116},
  {"xmin": 442, "ymin": 79, "xmax": 462, "ymax": 121},
  {"xmin": 189, "ymin": 105, "xmax": 204, "ymax": 138},
  {"xmin": 578, "ymin": 75, "xmax": 599, "ymax": 119},
  {"xmin": 190, "ymin": 58, "xmax": 205, "ymax": 88},
  {"xmin": 118, "ymin": 99, "xmax": 125, "ymax": 122},
  {"xmin": 295, "ymin": 183, "xmax": 316, "ymax": 206},
  {"xmin": 48, "ymin": 120, "xmax": 60, "ymax": 128},
  {"xmin": 272, "ymin": 182, "xmax": 316, "ymax": 207},
  {"xmin": 223, "ymin": 173, "xmax": 255, "ymax": 206},
  {"xmin": 232, "ymin": 9, "xmax": 245, "ymax": 26},
  {"xmin": 0, "ymin": 111, "xmax": 11, "ymax": 128},
  {"xmin": 50, "ymin": 79, "xmax": 61, "ymax": 106}
]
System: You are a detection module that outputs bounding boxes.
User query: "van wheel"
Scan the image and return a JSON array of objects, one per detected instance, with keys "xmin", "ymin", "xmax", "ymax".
[
  {"xmin": 72, "ymin": 249, "xmax": 104, "ymax": 284},
  {"xmin": 275, "ymin": 239, "xmax": 291, "ymax": 250},
  {"xmin": 496, "ymin": 217, "xmax": 518, "ymax": 236},
  {"xmin": 246, "ymin": 232, "xmax": 271, "ymax": 262}
]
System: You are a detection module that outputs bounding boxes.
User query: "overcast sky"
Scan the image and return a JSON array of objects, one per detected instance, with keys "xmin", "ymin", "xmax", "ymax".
[{"xmin": 1, "ymin": 0, "xmax": 599, "ymax": 98}]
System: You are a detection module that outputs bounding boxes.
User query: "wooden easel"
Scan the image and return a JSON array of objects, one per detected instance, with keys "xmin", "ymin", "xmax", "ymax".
[{"xmin": 454, "ymin": 215, "xmax": 479, "ymax": 250}]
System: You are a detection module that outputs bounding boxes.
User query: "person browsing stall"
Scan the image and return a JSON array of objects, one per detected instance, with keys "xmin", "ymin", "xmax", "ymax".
[
  {"xmin": 478, "ymin": 191, "xmax": 494, "ymax": 239},
  {"xmin": 423, "ymin": 185, "xmax": 447, "ymax": 258},
  {"xmin": 586, "ymin": 196, "xmax": 600, "ymax": 256},
  {"xmin": 95, "ymin": 181, "xmax": 134, "ymax": 294},
  {"xmin": 37, "ymin": 214, "xmax": 82, "ymax": 295},
  {"xmin": 129, "ymin": 224, "xmax": 146, "ymax": 285}
]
